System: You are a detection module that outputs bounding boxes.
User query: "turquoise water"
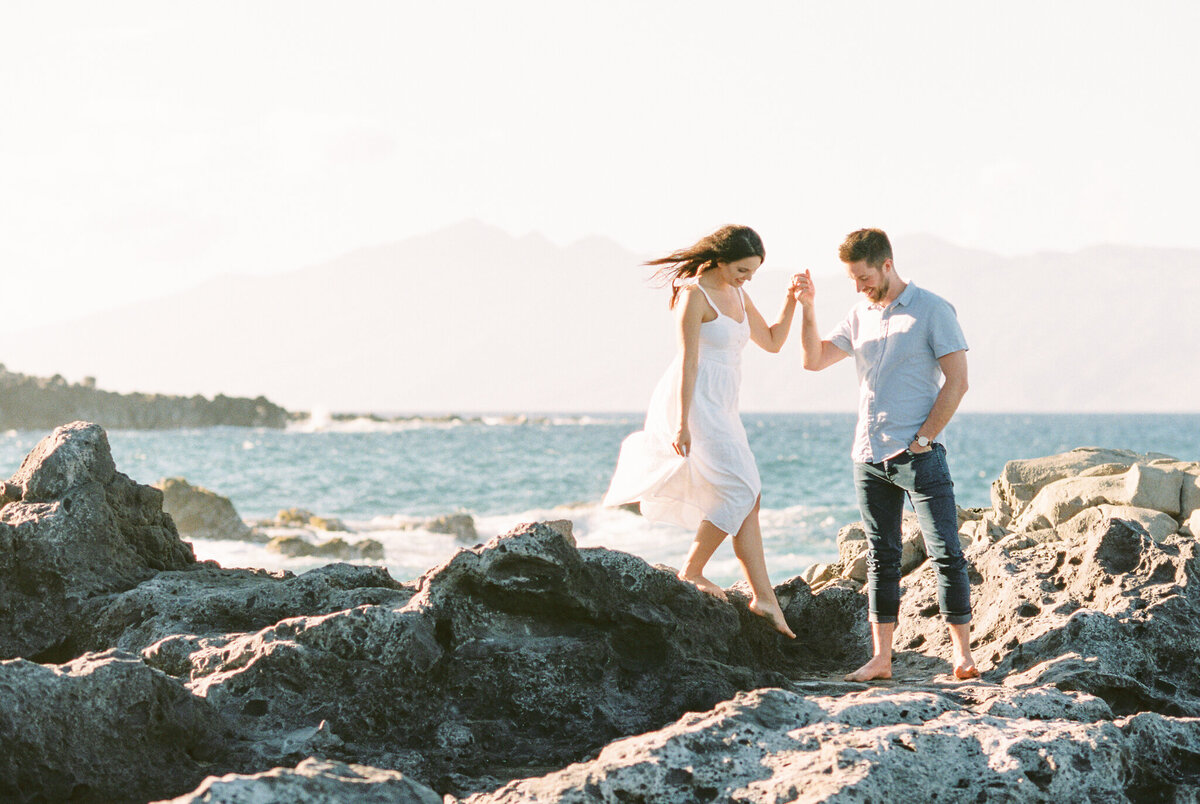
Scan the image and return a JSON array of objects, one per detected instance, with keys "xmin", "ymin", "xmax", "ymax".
[{"xmin": 3, "ymin": 413, "xmax": 1197, "ymax": 585}]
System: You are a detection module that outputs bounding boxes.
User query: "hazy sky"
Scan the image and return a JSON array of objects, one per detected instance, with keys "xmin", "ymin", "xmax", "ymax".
[{"xmin": 2, "ymin": 1, "xmax": 1196, "ymax": 333}]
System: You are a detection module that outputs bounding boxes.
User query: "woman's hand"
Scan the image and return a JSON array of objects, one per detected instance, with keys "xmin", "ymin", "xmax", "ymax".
[
  {"xmin": 673, "ymin": 423, "xmax": 692, "ymax": 457},
  {"xmin": 791, "ymin": 269, "xmax": 815, "ymax": 306}
]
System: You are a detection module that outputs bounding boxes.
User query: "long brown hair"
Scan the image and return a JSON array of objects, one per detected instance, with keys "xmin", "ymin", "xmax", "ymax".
[{"xmin": 648, "ymin": 225, "xmax": 765, "ymax": 307}]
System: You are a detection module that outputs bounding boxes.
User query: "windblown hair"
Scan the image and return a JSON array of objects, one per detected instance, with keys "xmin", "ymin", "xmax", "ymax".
[
  {"xmin": 648, "ymin": 225, "xmax": 765, "ymax": 308},
  {"xmin": 838, "ymin": 228, "xmax": 893, "ymax": 268}
]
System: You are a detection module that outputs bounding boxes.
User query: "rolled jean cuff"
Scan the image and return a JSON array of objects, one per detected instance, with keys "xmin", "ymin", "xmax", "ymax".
[
  {"xmin": 868, "ymin": 614, "xmax": 898, "ymax": 624},
  {"xmin": 944, "ymin": 613, "xmax": 972, "ymax": 625}
]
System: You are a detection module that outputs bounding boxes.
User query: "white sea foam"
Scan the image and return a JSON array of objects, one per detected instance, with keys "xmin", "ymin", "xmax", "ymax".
[
  {"xmin": 185, "ymin": 501, "xmax": 840, "ymax": 588},
  {"xmin": 285, "ymin": 413, "xmax": 634, "ymax": 434}
]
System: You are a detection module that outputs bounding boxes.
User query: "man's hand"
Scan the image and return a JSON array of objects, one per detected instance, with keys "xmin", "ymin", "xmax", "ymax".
[
  {"xmin": 791, "ymin": 269, "xmax": 815, "ymax": 306},
  {"xmin": 908, "ymin": 439, "xmax": 934, "ymax": 454}
]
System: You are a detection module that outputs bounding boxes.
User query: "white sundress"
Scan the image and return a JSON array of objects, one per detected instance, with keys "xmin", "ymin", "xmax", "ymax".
[{"xmin": 603, "ymin": 282, "xmax": 761, "ymax": 535}]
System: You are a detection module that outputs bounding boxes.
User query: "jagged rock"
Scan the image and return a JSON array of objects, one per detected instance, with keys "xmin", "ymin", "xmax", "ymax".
[
  {"xmin": 1182, "ymin": 509, "xmax": 1200, "ymax": 537},
  {"xmin": 182, "ymin": 521, "xmax": 817, "ymax": 795},
  {"xmin": 1015, "ymin": 463, "xmax": 1184, "ymax": 530},
  {"xmin": 0, "ymin": 421, "xmax": 196, "ymax": 660},
  {"xmin": 892, "ymin": 513, "xmax": 1200, "ymax": 717},
  {"xmin": 156, "ymin": 476, "xmax": 262, "ymax": 542},
  {"xmin": 79, "ymin": 562, "xmax": 410, "ymax": 660},
  {"xmin": 801, "ymin": 561, "xmax": 838, "ymax": 590},
  {"xmin": 271, "ymin": 507, "xmax": 349, "ymax": 532},
  {"xmin": 990, "ymin": 447, "xmax": 1146, "ymax": 523},
  {"xmin": 836, "ymin": 522, "xmax": 868, "ymax": 581},
  {"xmin": 463, "ymin": 686, "xmax": 1137, "ymax": 803},
  {"xmin": 423, "ymin": 512, "xmax": 478, "ymax": 542},
  {"xmin": 266, "ymin": 534, "xmax": 385, "ymax": 560},
  {"xmin": 155, "ymin": 758, "xmax": 443, "ymax": 804},
  {"xmin": 0, "ymin": 650, "xmax": 225, "ymax": 804},
  {"xmin": 8, "ymin": 437, "xmax": 1200, "ymax": 803},
  {"xmin": 1182, "ymin": 472, "xmax": 1200, "ymax": 522},
  {"xmin": 1118, "ymin": 712, "xmax": 1200, "ymax": 799},
  {"xmin": 1092, "ymin": 504, "xmax": 1179, "ymax": 542},
  {"xmin": 836, "ymin": 513, "xmax": 927, "ymax": 583}
]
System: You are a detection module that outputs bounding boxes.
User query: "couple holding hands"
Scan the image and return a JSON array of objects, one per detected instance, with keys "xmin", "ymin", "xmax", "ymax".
[{"xmin": 604, "ymin": 226, "xmax": 978, "ymax": 682}]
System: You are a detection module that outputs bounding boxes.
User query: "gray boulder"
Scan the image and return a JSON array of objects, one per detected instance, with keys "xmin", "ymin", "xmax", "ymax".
[
  {"xmin": 990, "ymin": 447, "xmax": 1145, "ymax": 524},
  {"xmin": 893, "ymin": 513, "xmax": 1200, "ymax": 717},
  {"xmin": 0, "ymin": 421, "xmax": 196, "ymax": 660},
  {"xmin": 156, "ymin": 476, "xmax": 262, "ymax": 542},
  {"xmin": 463, "ymin": 685, "xmax": 1135, "ymax": 803},
  {"xmin": 155, "ymin": 758, "xmax": 442, "ymax": 804},
  {"xmin": 181, "ymin": 521, "xmax": 820, "ymax": 796},
  {"xmin": 423, "ymin": 511, "xmax": 478, "ymax": 542},
  {"xmin": 266, "ymin": 534, "xmax": 386, "ymax": 560},
  {"xmin": 80, "ymin": 562, "xmax": 411, "ymax": 661},
  {"xmin": 0, "ymin": 650, "xmax": 224, "ymax": 804}
]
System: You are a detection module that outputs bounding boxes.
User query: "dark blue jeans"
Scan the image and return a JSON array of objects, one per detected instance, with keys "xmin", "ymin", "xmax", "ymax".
[{"xmin": 853, "ymin": 443, "xmax": 971, "ymax": 625}]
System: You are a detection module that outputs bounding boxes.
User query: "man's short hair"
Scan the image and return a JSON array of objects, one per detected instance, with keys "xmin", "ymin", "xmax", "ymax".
[{"xmin": 839, "ymin": 228, "xmax": 893, "ymax": 268}]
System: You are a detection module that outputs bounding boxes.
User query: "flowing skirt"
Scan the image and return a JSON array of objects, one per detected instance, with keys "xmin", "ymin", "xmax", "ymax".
[{"xmin": 603, "ymin": 355, "xmax": 760, "ymax": 535}]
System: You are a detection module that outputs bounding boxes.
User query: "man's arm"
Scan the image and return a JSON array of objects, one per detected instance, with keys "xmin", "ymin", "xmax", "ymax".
[
  {"xmin": 794, "ymin": 269, "xmax": 849, "ymax": 371},
  {"xmin": 911, "ymin": 349, "xmax": 969, "ymax": 451}
]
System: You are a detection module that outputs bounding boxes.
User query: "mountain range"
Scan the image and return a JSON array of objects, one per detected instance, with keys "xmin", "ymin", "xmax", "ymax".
[{"xmin": 0, "ymin": 221, "xmax": 1193, "ymax": 413}]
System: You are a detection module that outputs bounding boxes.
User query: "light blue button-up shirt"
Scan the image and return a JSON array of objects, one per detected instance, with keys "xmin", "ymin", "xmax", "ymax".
[{"xmin": 828, "ymin": 281, "xmax": 968, "ymax": 463}]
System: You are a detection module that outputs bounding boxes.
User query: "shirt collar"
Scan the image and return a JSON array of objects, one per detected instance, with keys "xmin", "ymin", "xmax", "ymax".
[
  {"xmin": 890, "ymin": 280, "xmax": 917, "ymax": 309},
  {"xmin": 868, "ymin": 281, "xmax": 917, "ymax": 312}
]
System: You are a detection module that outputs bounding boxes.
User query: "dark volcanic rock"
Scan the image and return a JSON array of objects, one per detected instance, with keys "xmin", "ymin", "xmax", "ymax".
[
  {"xmin": 156, "ymin": 476, "xmax": 262, "ymax": 542},
  {"xmin": 266, "ymin": 534, "xmax": 386, "ymax": 560},
  {"xmin": 7, "ymin": 432, "xmax": 1200, "ymax": 803},
  {"xmin": 0, "ymin": 650, "xmax": 224, "ymax": 804},
  {"xmin": 0, "ymin": 421, "xmax": 196, "ymax": 660},
  {"xmin": 80, "ymin": 562, "xmax": 411, "ymax": 662},
  {"xmin": 464, "ymin": 685, "xmax": 1134, "ymax": 803},
  {"xmin": 182, "ymin": 521, "xmax": 813, "ymax": 794},
  {"xmin": 892, "ymin": 509, "xmax": 1200, "ymax": 719},
  {"xmin": 156, "ymin": 758, "xmax": 442, "ymax": 804},
  {"xmin": 0, "ymin": 364, "xmax": 289, "ymax": 430},
  {"xmin": 424, "ymin": 512, "xmax": 478, "ymax": 542}
]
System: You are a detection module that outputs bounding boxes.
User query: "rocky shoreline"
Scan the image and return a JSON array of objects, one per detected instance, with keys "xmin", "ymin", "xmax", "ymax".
[
  {"xmin": 2, "ymin": 422, "xmax": 1199, "ymax": 802},
  {"xmin": 0, "ymin": 366, "xmax": 289, "ymax": 430}
]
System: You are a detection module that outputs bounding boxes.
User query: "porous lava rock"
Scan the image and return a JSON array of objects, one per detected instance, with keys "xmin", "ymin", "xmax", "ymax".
[{"xmin": 0, "ymin": 421, "xmax": 196, "ymax": 661}]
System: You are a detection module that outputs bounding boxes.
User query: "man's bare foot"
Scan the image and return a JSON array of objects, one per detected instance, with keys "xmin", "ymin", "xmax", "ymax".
[
  {"xmin": 677, "ymin": 572, "xmax": 728, "ymax": 601},
  {"xmin": 953, "ymin": 658, "xmax": 980, "ymax": 680},
  {"xmin": 749, "ymin": 601, "xmax": 796, "ymax": 638},
  {"xmin": 843, "ymin": 655, "xmax": 892, "ymax": 682}
]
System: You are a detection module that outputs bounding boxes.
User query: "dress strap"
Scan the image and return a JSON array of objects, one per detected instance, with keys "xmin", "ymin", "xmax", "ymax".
[{"xmin": 691, "ymin": 283, "xmax": 722, "ymax": 319}]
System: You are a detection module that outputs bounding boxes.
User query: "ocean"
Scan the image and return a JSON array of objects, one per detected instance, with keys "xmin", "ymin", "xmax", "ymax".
[{"xmin": 3, "ymin": 413, "xmax": 1198, "ymax": 587}]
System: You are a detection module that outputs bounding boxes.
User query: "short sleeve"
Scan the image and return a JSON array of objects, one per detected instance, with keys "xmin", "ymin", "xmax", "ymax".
[
  {"xmin": 826, "ymin": 312, "xmax": 854, "ymax": 355},
  {"xmin": 928, "ymin": 298, "xmax": 968, "ymax": 358}
]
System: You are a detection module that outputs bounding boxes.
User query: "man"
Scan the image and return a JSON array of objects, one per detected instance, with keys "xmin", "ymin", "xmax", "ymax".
[{"xmin": 794, "ymin": 228, "xmax": 978, "ymax": 681}]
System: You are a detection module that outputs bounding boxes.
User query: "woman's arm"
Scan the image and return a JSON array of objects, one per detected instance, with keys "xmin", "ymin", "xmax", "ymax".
[
  {"xmin": 745, "ymin": 283, "xmax": 798, "ymax": 353},
  {"xmin": 673, "ymin": 287, "xmax": 707, "ymax": 457}
]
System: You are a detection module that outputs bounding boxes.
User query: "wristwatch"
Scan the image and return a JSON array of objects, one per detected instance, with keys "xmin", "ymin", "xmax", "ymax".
[{"xmin": 915, "ymin": 435, "xmax": 931, "ymax": 448}]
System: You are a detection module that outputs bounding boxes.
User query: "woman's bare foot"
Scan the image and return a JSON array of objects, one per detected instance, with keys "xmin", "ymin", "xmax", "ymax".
[
  {"xmin": 843, "ymin": 655, "xmax": 892, "ymax": 682},
  {"xmin": 953, "ymin": 657, "xmax": 980, "ymax": 680},
  {"xmin": 677, "ymin": 572, "xmax": 728, "ymax": 601},
  {"xmin": 749, "ymin": 601, "xmax": 796, "ymax": 638}
]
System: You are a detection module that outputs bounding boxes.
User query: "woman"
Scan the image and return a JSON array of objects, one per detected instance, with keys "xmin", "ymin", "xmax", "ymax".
[{"xmin": 604, "ymin": 225, "xmax": 802, "ymax": 637}]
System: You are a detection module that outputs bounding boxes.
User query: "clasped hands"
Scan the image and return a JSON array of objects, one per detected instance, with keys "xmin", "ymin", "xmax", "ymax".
[{"xmin": 788, "ymin": 270, "xmax": 815, "ymax": 305}]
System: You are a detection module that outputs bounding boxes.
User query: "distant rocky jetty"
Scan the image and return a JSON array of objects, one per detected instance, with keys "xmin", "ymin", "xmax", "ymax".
[
  {"xmin": 0, "ymin": 365, "xmax": 288, "ymax": 430},
  {"xmin": 2, "ymin": 423, "xmax": 1200, "ymax": 802}
]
